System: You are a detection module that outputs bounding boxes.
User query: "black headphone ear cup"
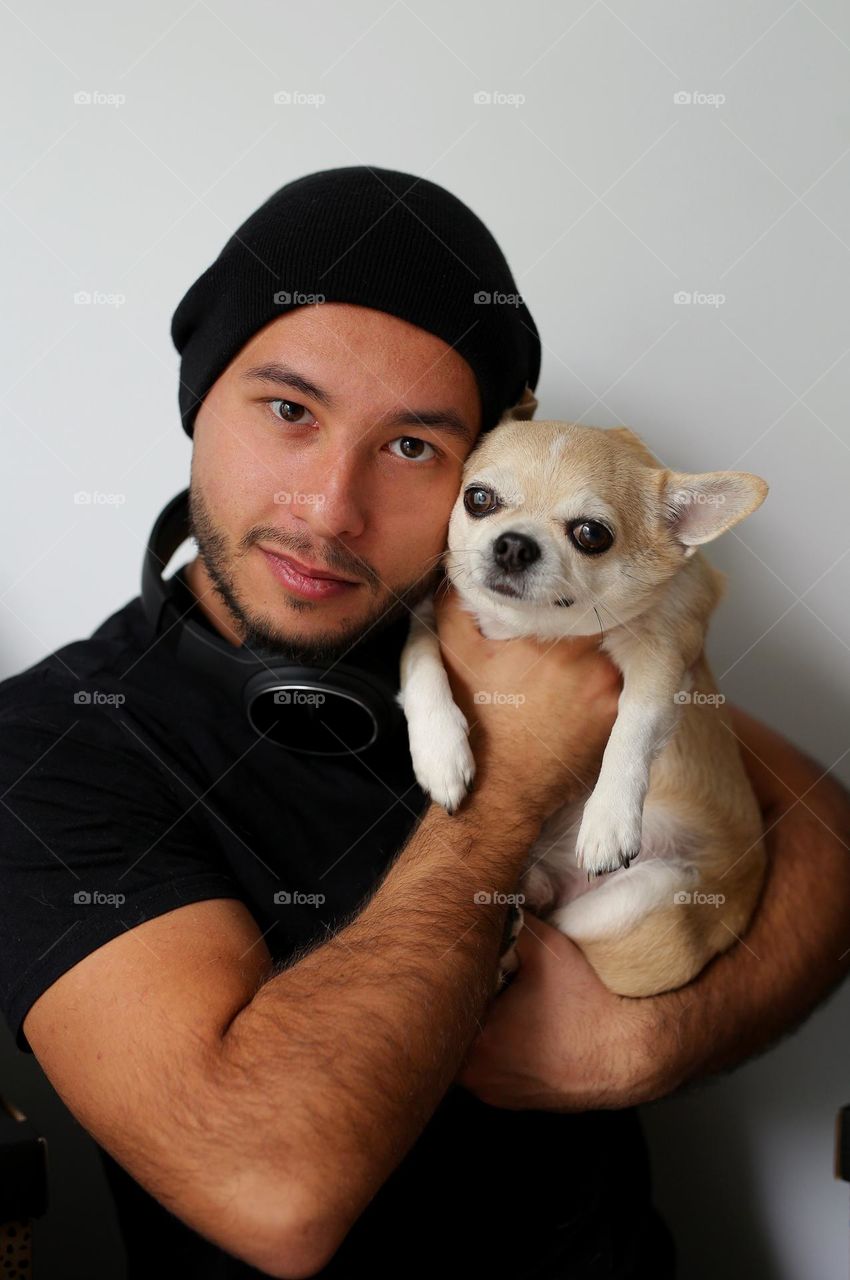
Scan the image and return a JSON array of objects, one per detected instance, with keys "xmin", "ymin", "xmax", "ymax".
[{"xmin": 243, "ymin": 667, "xmax": 403, "ymax": 755}]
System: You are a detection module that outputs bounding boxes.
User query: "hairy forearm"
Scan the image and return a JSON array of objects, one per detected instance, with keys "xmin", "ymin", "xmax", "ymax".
[
  {"xmin": 213, "ymin": 795, "xmax": 538, "ymax": 1260},
  {"xmin": 649, "ymin": 710, "xmax": 850, "ymax": 1093}
]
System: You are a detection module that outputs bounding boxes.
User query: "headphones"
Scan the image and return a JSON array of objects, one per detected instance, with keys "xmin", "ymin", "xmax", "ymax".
[{"xmin": 141, "ymin": 489, "xmax": 408, "ymax": 756}]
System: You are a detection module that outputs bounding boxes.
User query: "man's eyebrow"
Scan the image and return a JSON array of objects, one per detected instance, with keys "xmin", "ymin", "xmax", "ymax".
[
  {"xmin": 241, "ymin": 364, "xmax": 335, "ymax": 407},
  {"xmin": 240, "ymin": 362, "xmax": 475, "ymax": 444}
]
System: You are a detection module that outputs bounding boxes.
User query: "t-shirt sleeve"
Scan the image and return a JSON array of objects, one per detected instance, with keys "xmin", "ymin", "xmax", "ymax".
[{"xmin": 0, "ymin": 697, "xmax": 242, "ymax": 1054}]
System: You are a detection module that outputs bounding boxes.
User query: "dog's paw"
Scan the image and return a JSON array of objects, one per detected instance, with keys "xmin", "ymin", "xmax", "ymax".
[
  {"xmin": 575, "ymin": 791, "xmax": 643, "ymax": 877},
  {"xmin": 408, "ymin": 701, "xmax": 476, "ymax": 814}
]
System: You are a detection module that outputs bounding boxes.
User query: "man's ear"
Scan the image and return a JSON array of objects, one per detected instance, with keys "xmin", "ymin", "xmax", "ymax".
[
  {"xmin": 662, "ymin": 470, "xmax": 769, "ymax": 553},
  {"xmin": 498, "ymin": 384, "xmax": 538, "ymax": 424}
]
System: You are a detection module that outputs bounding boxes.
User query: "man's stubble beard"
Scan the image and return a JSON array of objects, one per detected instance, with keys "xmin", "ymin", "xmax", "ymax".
[{"xmin": 188, "ymin": 483, "xmax": 441, "ymax": 665}]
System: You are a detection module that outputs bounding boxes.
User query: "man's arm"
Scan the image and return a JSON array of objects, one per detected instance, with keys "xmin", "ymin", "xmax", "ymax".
[
  {"xmin": 455, "ymin": 706, "xmax": 850, "ymax": 1111},
  {"xmin": 24, "ymin": 793, "xmax": 539, "ymax": 1279},
  {"xmin": 213, "ymin": 795, "xmax": 539, "ymax": 1274}
]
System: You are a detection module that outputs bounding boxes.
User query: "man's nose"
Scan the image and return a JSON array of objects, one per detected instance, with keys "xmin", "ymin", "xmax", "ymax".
[
  {"xmin": 290, "ymin": 455, "xmax": 368, "ymax": 541},
  {"xmin": 492, "ymin": 531, "xmax": 541, "ymax": 573}
]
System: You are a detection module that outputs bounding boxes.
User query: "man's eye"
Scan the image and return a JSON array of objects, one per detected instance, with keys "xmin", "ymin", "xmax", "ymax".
[
  {"xmin": 387, "ymin": 437, "xmax": 437, "ymax": 462},
  {"xmin": 268, "ymin": 399, "xmax": 314, "ymax": 425}
]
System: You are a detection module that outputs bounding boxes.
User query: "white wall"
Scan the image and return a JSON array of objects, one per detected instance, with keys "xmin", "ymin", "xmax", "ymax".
[{"xmin": 2, "ymin": 2, "xmax": 849, "ymax": 1275}]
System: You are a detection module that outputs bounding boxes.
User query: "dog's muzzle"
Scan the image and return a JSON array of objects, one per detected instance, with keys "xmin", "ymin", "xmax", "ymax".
[
  {"xmin": 484, "ymin": 531, "xmax": 575, "ymax": 608},
  {"xmin": 492, "ymin": 531, "xmax": 541, "ymax": 573}
]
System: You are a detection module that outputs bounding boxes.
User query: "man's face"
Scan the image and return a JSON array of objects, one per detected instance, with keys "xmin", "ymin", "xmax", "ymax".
[{"xmin": 186, "ymin": 302, "xmax": 482, "ymax": 663}]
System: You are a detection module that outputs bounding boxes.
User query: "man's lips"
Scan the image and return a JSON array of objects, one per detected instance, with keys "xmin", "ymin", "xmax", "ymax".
[
  {"xmin": 260, "ymin": 546, "xmax": 362, "ymax": 601},
  {"xmin": 261, "ymin": 547, "xmax": 360, "ymax": 583}
]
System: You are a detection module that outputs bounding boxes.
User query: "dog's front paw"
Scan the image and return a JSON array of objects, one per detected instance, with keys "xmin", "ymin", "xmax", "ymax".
[
  {"xmin": 409, "ymin": 701, "xmax": 476, "ymax": 814},
  {"xmin": 575, "ymin": 789, "xmax": 643, "ymax": 877}
]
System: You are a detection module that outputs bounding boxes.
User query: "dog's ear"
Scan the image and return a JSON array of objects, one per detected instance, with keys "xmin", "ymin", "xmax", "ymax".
[
  {"xmin": 498, "ymin": 384, "xmax": 538, "ymax": 424},
  {"xmin": 606, "ymin": 426, "xmax": 663, "ymax": 469},
  {"xmin": 662, "ymin": 470, "xmax": 769, "ymax": 554}
]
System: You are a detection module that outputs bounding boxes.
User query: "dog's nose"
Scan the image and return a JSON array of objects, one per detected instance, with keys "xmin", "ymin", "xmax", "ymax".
[{"xmin": 493, "ymin": 531, "xmax": 541, "ymax": 573}]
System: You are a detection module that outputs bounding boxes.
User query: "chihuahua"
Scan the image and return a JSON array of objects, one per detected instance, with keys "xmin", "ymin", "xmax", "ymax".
[{"xmin": 398, "ymin": 391, "xmax": 769, "ymax": 997}]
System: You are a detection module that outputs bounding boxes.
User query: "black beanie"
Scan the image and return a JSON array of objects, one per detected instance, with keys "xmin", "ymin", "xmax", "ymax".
[{"xmin": 170, "ymin": 165, "xmax": 541, "ymax": 439}]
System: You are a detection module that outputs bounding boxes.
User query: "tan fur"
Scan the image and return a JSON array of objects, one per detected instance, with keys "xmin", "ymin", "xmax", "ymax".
[{"xmin": 575, "ymin": 649, "xmax": 768, "ymax": 997}]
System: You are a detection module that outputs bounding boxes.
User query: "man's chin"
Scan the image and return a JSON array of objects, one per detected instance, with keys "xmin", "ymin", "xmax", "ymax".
[{"xmin": 238, "ymin": 588, "xmax": 426, "ymax": 665}]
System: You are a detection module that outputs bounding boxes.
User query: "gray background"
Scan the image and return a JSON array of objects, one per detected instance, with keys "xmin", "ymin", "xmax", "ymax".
[{"xmin": 2, "ymin": 1, "xmax": 849, "ymax": 1275}]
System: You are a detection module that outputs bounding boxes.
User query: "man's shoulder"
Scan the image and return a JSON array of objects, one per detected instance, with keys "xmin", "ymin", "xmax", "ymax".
[
  {"xmin": 0, "ymin": 593, "xmax": 160, "ymax": 724},
  {"xmin": 0, "ymin": 587, "xmax": 224, "ymax": 801}
]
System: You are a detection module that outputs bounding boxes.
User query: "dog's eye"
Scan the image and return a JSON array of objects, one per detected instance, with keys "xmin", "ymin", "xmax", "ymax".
[
  {"xmin": 464, "ymin": 486, "xmax": 499, "ymax": 517},
  {"xmin": 568, "ymin": 519, "xmax": 614, "ymax": 554}
]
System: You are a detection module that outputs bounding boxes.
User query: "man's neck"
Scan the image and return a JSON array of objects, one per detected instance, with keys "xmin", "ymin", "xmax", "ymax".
[{"xmin": 183, "ymin": 556, "xmax": 244, "ymax": 648}]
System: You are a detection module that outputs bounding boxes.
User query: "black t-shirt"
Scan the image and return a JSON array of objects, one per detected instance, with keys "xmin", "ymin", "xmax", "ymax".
[{"xmin": 0, "ymin": 568, "xmax": 676, "ymax": 1278}]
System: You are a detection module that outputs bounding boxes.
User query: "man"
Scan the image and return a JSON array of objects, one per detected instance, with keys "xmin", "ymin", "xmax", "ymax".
[{"xmin": 1, "ymin": 166, "xmax": 848, "ymax": 1279}]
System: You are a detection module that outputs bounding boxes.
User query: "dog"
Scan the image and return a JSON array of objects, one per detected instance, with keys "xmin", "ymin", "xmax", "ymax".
[{"xmin": 397, "ymin": 391, "xmax": 769, "ymax": 997}]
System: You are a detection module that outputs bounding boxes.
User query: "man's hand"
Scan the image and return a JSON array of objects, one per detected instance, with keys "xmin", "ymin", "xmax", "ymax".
[
  {"xmin": 433, "ymin": 582, "xmax": 622, "ymax": 824},
  {"xmin": 456, "ymin": 913, "xmax": 662, "ymax": 1111},
  {"xmin": 457, "ymin": 704, "xmax": 850, "ymax": 1111}
]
